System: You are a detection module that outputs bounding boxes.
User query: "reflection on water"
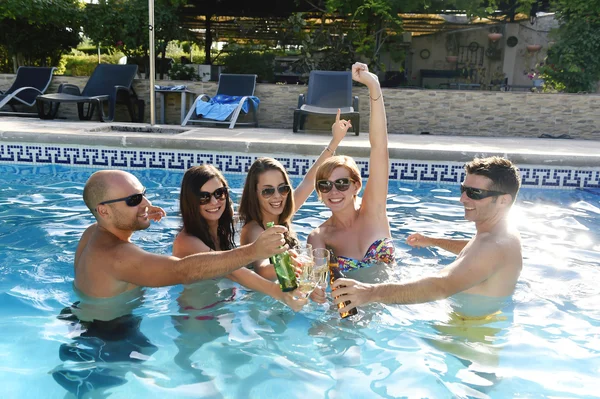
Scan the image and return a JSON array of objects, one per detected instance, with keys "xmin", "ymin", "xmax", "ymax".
[
  {"xmin": 0, "ymin": 165, "xmax": 599, "ymax": 398},
  {"xmin": 51, "ymin": 287, "xmax": 158, "ymax": 398}
]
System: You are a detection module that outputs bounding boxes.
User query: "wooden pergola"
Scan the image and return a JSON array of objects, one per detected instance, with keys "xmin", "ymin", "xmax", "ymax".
[{"xmin": 179, "ymin": 0, "xmax": 550, "ymax": 63}]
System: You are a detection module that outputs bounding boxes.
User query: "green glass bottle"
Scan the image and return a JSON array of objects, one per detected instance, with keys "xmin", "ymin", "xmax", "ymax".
[{"xmin": 266, "ymin": 222, "xmax": 298, "ymax": 292}]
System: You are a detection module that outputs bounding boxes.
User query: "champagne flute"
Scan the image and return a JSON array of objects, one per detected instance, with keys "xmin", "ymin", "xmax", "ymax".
[
  {"xmin": 233, "ymin": 213, "xmax": 243, "ymax": 247},
  {"xmin": 312, "ymin": 248, "xmax": 330, "ymax": 290},
  {"xmin": 295, "ymin": 245, "xmax": 315, "ymax": 297}
]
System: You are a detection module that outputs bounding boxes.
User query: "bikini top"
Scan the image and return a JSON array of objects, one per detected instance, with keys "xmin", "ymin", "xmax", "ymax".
[{"xmin": 333, "ymin": 238, "xmax": 396, "ymax": 273}]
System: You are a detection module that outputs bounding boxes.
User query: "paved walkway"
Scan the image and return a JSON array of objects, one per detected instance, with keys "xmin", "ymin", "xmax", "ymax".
[{"xmin": 1, "ymin": 117, "xmax": 599, "ymax": 166}]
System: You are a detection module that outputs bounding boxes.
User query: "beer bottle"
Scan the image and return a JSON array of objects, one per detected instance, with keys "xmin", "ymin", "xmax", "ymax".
[
  {"xmin": 266, "ymin": 222, "xmax": 298, "ymax": 292},
  {"xmin": 328, "ymin": 250, "xmax": 358, "ymax": 319}
]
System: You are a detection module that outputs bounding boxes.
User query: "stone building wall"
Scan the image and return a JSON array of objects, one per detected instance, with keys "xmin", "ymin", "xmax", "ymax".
[{"xmin": 1, "ymin": 73, "xmax": 599, "ymax": 139}]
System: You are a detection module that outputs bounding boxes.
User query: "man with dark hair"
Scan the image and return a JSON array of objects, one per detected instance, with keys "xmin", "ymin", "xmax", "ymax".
[{"xmin": 331, "ymin": 156, "xmax": 522, "ymax": 318}]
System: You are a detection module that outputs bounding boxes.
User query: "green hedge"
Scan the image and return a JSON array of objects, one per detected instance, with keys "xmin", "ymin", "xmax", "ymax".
[
  {"xmin": 221, "ymin": 48, "xmax": 275, "ymax": 83},
  {"xmin": 0, "ymin": 46, "xmax": 11, "ymax": 73},
  {"xmin": 57, "ymin": 54, "xmax": 123, "ymax": 76}
]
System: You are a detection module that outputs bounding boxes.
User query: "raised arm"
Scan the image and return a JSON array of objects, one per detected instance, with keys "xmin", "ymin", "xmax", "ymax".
[
  {"xmin": 352, "ymin": 63, "xmax": 389, "ymax": 216},
  {"xmin": 111, "ymin": 226, "xmax": 288, "ymax": 287},
  {"xmin": 293, "ymin": 109, "xmax": 350, "ymax": 213},
  {"xmin": 332, "ymin": 237, "xmax": 504, "ymax": 312},
  {"xmin": 407, "ymin": 233, "xmax": 470, "ymax": 255}
]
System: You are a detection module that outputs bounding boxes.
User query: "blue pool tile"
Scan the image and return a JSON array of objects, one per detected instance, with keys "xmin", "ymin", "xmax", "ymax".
[{"xmin": 1, "ymin": 143, "xmax": 598, "ymax": 189}]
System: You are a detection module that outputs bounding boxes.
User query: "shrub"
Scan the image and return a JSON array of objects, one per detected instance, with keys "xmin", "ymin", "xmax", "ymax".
[
  {"xmin": 168, "ymin": 63, "xmax": 200, "ymax": 81},
  {"xmin": 539, "ymin": 0, "xmax": 600, "ymax": 93},
  {"xmin": 221, "ymin": 46, "xmax": 275, "ymax": 83},
  {"xmin": 58, "ymin": 54, "xmax": 122, "ymax": 76},
  {"xmin": 0, "ymin": 46, "xmax": 11, "ymax": 73}
]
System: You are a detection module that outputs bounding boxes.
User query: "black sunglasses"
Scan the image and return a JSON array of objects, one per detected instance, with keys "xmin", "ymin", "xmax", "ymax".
[
  {"xmin": 99, "ymin": 188, "xmax": 147, "ymax": 207},
  {"xmin": 316, "ymin": 178, "xmax": 355, "ymax": 194},
  {"xmin": 260, "ymin": 184, "xmax": 291, "ymax": 199},
  {"xmin": 197, "ymin": 186, "xmax": 228, "ymax": 205},
  {"xmin": 460, "ymin": 184, "xmax": 507, "ymax": 200}
]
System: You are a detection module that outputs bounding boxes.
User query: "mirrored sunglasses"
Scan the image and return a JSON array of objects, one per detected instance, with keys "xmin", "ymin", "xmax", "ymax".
[
  {"xmin": 260, "ymin": 184, "xmax": 291, "ymax": 199},
  {"xmin": 197, "ymin": 187, "xmax": 228, "ymax": 205},
  {"xmin": 316, "ymin": 178, "xmax": 354, "ymax": 194},
  {"xmin": 99, "ymin": 188, "xmax": 147, "ymax": 207},
  {"xmin": 460, "ymin": 184, "xmax": 507, "ymax": 200}
]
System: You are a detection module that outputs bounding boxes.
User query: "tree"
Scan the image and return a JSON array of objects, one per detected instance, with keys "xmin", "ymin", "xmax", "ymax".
[
  {"xmin": 0, "ymin": 0, "xmax": 82, "ymax": 72},
  {"xmin": 82, "ymin": 0, "xmax": 186, "ymax": 78},
  {"xmin": 539, "ymin": 0, "xmax": 600, "ymax": 93},
  {"xmin": 284, "ymin": 0, "xmax": 539, "ymax": 74}
]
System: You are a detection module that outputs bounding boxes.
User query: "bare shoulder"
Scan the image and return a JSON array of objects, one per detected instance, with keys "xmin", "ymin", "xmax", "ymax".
[
  {"xmin": 78, "ymin": 223, "xmax": 97, "ymax": 247},
  {"xmin": 173, "ymin": 229, "xmax": 211, "ymax": 257},
  {"xmin": 307, "ymin": 219, "xmax": 334, "ymax": 246},
  {"xmin": 472, "ymin": 229, "xmax": 522, "ymax": 261},
  {"xmin": 307, "ymin": 225, "xmax": 324, "ymax": 241},
  {"xmin": 240, "ymin": 220, "xmax": 263, "ymax": 245},
  {"xmin": 75, "ymin": 223, "xmax": 98, "ymax": 265}
]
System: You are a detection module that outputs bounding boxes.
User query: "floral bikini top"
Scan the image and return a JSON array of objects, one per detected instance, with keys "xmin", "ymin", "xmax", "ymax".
[{"xmin": 332, "ymin": 238, "xmax": 396, "ymax": 273}]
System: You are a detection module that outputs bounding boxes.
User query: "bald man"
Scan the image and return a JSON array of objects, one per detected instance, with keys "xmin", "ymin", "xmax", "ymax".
[{"xmin": 75, "ymin": 170, "xmax": 288, "ymax": 299}]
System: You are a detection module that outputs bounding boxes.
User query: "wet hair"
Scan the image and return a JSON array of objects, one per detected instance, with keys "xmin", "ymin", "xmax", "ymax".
[
  {"xmin": 314, "ymin": 155, "xmax": 362, "ymax": 199},
  {"xmin": 180, "ymin": 165, "xmax": 235, "ymax": 250},
  {"xmin": 238, "ymin": 157, "xmax": 298, "ymax": 248},
  {"xmin": 464, "ymin": 156, "xmax": 521, "ymax": 204}
]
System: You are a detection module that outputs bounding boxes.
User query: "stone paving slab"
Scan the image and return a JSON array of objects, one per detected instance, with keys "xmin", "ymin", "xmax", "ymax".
[{"xmin": 0, "ymin": 117, "xmax": 599, "ymax": 167}]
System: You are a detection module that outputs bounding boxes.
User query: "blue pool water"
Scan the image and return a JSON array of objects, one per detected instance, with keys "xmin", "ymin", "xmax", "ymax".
[{"xmin": 1, "ymin": 164, "xmax": 599, "ymax": 398}]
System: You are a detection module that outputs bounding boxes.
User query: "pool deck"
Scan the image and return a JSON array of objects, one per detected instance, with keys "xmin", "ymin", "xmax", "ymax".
[{"xmin": 1, "ymin": 117, "xmax": 599, "ymax": 167}]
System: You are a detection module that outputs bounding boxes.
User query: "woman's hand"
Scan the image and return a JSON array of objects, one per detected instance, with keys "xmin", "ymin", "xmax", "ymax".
[
  {"xmin": 288, "ymin": 250, "xmax": 303, "ymax": 278},
  {"xmin": 309, "ymin": 285, "xmax": 327, "ymax": 304},
  {"xmin": 332, "ymin": 108, "xmax": 351, "ymax": 142},
  {"xmin": 281, "ymin": 291, "xmax": 308, "ymax": 312},
  {"xmin": 351, "ymin": 62, "xmax": 379, "ymax": 89}
]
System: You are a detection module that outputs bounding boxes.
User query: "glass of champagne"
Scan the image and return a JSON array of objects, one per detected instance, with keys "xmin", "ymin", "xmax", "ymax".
[
  {"xmin": 295, "ymin": 245, "xmax": 315, "ymax": 298},
  {"xmin": 233, "ymin": 212, "xmax": 244, "ymax": 247},
  {"xmin": 312, "ymin": 248, "xmax": 330, "ymax": 291}
]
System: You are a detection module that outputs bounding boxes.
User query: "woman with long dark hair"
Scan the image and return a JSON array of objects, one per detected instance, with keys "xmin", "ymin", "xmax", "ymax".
[{"xmin": 172, "ymin": 164, "xmax": 305, "ymax": 310}]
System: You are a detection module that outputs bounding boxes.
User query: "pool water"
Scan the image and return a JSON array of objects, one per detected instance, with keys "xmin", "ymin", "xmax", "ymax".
[{"xmin": 1, "ymin": 164, "xmax": 599, "ymax": 398}]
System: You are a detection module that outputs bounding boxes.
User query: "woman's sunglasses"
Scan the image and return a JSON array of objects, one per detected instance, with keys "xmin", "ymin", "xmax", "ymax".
[
  {"xmin": 98, "ymin": 188, "xmax": 147, "ymax": 207},
  {"xmin": 197, "ymin": 187, "xmax": 228, "ymax": 205},
  {"xmin": 260, "ymin": 184, "xmax": 291, "ymax": 199},
  {"xmin": 460, "ymin": 184, "xmax": 507, "ymax": 200},
  {"xmin": 316, "ymin": 178, "xmax": 355, "ymax": 194}
]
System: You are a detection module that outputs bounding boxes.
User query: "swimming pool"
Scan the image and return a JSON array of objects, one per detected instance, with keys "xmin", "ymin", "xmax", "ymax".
[{"xmin": 1, "ymin": 163, "xmax": 599, "ymax": 398}]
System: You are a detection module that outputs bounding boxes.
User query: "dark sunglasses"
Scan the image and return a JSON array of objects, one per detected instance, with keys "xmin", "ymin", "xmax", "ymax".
[
  {"xmin": 460, "ymin": 184, "xmax": 507, "ymax": 200},
  {"xmin": 197, "ymin": 186, "xmax": 228, "ymax": 205},
  {"xmin": 260, "ymin": 184, "xmax": 291, "ymax": 199},
  {"xmin": 99, "ymin": 188, "xmax": 147, "ymax": 207},
  {"xmin": 316, "ymin": 178, "xmax": 355, "ymax": 194}
]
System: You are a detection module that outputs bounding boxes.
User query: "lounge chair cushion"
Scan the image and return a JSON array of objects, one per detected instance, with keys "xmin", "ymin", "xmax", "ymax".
[{"xmin": 195, "ymin": 94, "xmax": 260, "ymax": 121}]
